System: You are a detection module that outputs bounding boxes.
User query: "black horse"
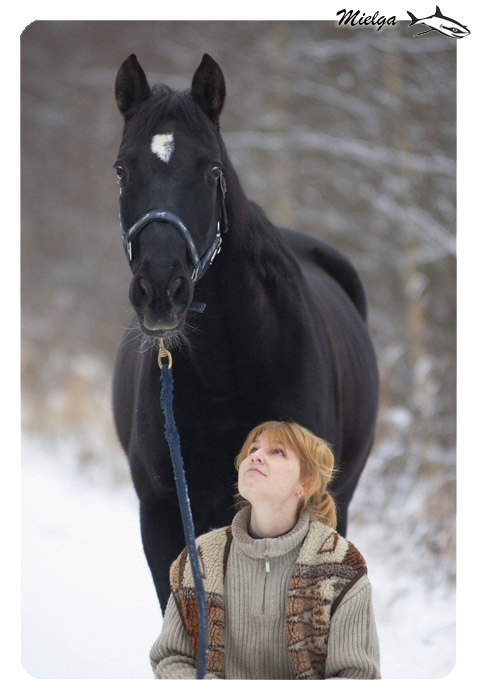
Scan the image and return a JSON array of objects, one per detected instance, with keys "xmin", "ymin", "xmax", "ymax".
[{"xmin": 112, "ymin": 53, "xmax": 379, "ymax": 612}]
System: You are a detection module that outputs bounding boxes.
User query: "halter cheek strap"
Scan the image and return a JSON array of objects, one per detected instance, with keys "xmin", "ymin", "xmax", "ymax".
[{"xmin": 120, "ymin": 171, "xmax": 228, "ymax": 283}]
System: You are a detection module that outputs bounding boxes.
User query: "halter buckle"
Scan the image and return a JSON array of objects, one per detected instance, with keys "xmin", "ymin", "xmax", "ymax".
[{"xmin": 209, "ymin": 236, "xmax": 222, "ymax": 266}]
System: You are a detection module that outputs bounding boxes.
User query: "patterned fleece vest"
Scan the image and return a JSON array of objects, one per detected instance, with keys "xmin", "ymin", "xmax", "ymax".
[{"xmin": 170, "ymin": 520, "xmax": 367, "ymax": 680}]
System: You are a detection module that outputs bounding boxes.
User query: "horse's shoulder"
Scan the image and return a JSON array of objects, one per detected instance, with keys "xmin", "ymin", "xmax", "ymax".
[{"xmin": 279, "ymin": 227, "xmax": 368, "ymax": 321}]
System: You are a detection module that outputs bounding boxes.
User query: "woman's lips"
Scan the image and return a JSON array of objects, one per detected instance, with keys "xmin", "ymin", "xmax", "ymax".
[{"xmin": 247, "ymin": 467, "xmax": 265, "ymax": 476}]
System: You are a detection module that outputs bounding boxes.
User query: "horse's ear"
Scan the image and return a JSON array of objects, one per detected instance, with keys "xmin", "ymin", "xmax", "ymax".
[
  {"xmin": 191, "ymin": 54, "xmax": 226, "ymax": 127},
  {"xmin": 115, "ymin": 54, "xmax": 152, "ymax": 119}
]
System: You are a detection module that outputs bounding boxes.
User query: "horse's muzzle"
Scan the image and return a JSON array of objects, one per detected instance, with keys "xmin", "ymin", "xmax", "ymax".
[{"xmin": 129, "ymin": 270, "xmax": 190, "ymax": 336}]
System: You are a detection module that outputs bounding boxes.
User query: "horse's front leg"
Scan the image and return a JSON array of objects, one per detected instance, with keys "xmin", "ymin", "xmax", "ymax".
[{"xmin": 139, "ymin": 492, "xmax": 185, "ymax": 613}]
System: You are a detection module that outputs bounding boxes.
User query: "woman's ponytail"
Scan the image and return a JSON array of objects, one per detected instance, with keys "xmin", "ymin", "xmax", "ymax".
[
  {"xmin": 301, "ymin": 487, "xmax": 337, "ymax": 529},
  {"xmin": 317, "ymin": 491, "xmax": 337, "ymax": 529}
]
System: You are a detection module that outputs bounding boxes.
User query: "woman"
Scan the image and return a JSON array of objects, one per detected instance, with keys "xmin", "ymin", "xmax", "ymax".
[{"xmin": 150, "ymin": 421, "xmax": 380, "ymax": 679}]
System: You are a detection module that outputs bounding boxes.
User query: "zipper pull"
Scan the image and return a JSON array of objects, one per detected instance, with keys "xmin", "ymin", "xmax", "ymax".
[{"xmin": 265, "ymin": 556, "xmax": 270, "ymax": 573}]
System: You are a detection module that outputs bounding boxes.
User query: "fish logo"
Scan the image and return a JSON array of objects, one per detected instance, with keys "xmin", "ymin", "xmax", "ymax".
[{"xmin": 407, "ymin": 6, "xmax": 470, "ymax": 38}]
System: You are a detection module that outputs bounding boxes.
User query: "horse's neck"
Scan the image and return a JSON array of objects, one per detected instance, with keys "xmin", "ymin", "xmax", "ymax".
[
  {"xmin": 198, "ymin": 208, "xmax": 287, "ymax": 317},
  {"xmin": 182, "ymin": 213, "xmax": 303, "ymax": 393}
]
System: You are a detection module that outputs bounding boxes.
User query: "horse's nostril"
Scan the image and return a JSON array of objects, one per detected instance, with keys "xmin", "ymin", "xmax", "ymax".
[
  {"xmin": 130, "ymin": 274, "xmax": 152, "ymax": 309},
  {"xmin": 167, "ymin": 276, "xmax": 186, "ymax": 304},
  {"xmin": 137, "ymin": 277, "xmax": 151, "ymax": 301}
]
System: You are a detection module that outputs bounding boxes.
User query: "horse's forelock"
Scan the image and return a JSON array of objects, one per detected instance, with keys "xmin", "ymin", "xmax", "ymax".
[{"xmin": 128, "ymin": 85, "xmax": 218, "ymax": 141}]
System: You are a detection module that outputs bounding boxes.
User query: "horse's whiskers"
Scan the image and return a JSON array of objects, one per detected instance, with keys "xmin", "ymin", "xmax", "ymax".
[
  {"xmin": 163, "ymin": 329, "xmax": 190, "ymax": 353},
  {"xmin": 138, "ymin": 333, "xmax": 159, "ymax": 354}
]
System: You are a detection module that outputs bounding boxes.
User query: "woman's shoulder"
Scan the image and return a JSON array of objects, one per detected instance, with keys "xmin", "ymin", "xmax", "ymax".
[
  {"xmin": 196, "ymin": 524, "xmax": 233, "ymax": 550},
  {"xmin": 304, "ymin": 520, "xmax": 367, "ymax": 571},
  {"xmin": 171, "ymin": 525, "xmax": 232, "ymax": 571}
]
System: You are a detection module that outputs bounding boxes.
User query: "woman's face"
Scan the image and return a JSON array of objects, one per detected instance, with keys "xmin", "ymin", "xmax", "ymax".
[{"xmin": 238, "ymin": 435, "xmax": 302, "ymax": 509}]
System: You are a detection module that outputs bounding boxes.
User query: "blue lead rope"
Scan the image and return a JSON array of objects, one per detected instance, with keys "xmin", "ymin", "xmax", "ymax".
[{"xmin": 159, "ymin": 363, "xmax": 208, "ymax": 680}]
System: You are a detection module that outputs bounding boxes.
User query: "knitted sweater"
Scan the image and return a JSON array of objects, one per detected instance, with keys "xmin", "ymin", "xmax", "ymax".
[{"xmin": 150, "ymin": 507, "xmax": 380, "ymax": 679}]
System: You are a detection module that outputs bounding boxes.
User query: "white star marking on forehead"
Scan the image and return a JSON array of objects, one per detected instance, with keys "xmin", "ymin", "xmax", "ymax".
[{"xmin": 151, "ymin": 133, "xmax": 175, "ymax": 164}]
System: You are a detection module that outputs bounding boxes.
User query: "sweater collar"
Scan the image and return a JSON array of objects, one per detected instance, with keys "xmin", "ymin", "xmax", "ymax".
[{"xmin": 231, "ymin": 505, "xmax": 310, "ymax": 560}]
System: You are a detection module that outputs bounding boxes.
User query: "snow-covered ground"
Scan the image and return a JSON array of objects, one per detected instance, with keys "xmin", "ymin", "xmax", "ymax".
[
  {"xmin": 20, "ymin": 431, "xmax": 458, "ymax": 684},
  {"xmin": 21, "ymin": 434, "xmax": 160, "ymax": 680}
]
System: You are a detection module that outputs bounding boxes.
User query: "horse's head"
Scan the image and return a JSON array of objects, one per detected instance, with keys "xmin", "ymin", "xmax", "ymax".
[{"xmin": 114, "ymin": 54, "xmax": 227, "ymax": 337}]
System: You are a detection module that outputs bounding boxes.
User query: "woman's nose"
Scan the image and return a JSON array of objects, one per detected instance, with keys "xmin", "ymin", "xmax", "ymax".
[{"xmin": 251, "ymin": 450, "xmax": 263, "ymax": 462}]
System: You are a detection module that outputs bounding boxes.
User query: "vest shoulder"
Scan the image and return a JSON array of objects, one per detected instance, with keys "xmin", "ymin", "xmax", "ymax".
[
  {"xmin": 304, "ymin": 521, "xmax": 366, "ymax": 570},
  {"xmin": 171, "ymin": 526, "xmax": 231, "ymax": 565},
  {"xmin": 196, "ymin": 525, "xmax": 231, "ymax": 549},
  {"xmin": 170, "ymin": 526, "xmax": 232, "ymax": 593}
]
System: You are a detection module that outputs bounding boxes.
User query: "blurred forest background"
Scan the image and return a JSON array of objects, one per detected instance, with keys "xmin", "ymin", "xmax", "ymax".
[{"xmin": 21, "ymin": 20, "xmax": 456, "ymax": 675}]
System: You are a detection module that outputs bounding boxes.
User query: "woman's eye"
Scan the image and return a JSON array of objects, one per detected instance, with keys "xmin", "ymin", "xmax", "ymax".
[
  {"xmin": 273, "ymin": 449, "xmax": 285, "ymax": 456},
  {"xmin": 248, "ymin": 447, "xmax": 257, "ymax": 454}
]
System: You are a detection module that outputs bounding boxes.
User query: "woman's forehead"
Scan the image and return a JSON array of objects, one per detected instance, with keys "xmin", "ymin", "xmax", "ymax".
[
  {"xmin": 251, "ymin": 428, "xmax": 294, "ymax": 450},
  {"xmin": 251, "ymin": 435, "xmax": 284, "ymax": 446}
]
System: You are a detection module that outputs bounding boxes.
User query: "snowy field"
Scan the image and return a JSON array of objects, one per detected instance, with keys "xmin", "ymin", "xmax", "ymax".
[{"xmin": 19, "ymin": 431, "xmax": 460, "ymax": 688}]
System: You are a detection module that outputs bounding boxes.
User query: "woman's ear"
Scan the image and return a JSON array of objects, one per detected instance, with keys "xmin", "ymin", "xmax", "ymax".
[{"xmin": 191, "ymin": 53, "xmax": 226, "ymax": 128}]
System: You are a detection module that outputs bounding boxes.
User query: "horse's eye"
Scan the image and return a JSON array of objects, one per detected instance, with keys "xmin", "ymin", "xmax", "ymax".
[
  {"xmin": 115, "ymin": 163, "xmax": 127, "ymax": 184},
  {"xmin": 210, "ymin": 165, "xmax": 222, "ymax": 181}
]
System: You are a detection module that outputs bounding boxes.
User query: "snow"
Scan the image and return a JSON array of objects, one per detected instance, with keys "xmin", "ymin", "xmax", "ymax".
[
  {"xmin": 21, "ymin": 434, "xmax": 160, "ymax": 679},
  {"xmin": 350, "ymin": 521, "xmax": 455, "ymax": 680},
  {"xmin": 20, "ymin": 433, "xmax": 457, "ymax": 685}
]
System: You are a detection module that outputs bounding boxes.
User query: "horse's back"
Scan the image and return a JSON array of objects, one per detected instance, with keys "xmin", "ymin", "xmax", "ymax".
[{"xmin": 280, "ymin": 227, "xmax": 368, "ymax": 322}]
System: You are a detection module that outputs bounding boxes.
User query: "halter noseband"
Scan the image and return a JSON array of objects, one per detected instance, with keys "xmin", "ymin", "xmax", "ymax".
[{"xmin": 120, "ymin": 170, "xmax": 228, "ymax": 283}]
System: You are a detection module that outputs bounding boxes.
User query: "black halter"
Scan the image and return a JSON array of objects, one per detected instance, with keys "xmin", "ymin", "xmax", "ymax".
[{"xmin": 120, "ymin": 170, "xmax": 228, "ymax": 283}]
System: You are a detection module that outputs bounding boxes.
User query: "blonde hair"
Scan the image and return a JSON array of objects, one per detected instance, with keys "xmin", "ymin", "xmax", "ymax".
[{"xmin": 234, "ymin": 421, "xmax": 337, "ymax": 528}]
